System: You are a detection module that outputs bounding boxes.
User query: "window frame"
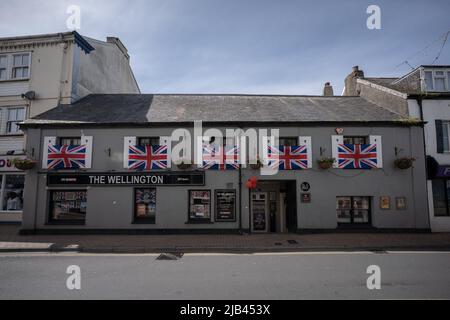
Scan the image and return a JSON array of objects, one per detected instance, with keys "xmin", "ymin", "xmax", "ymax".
[
  {"xmin": 441, "ymin": 121, "xmax": 450, "ymax": 152},
  {"xmin": 11, "ymin": 53, "xmax": 31, "ymax": 80},
  {"xmin": 187, "ymin": 189, "xmax": 212, "ymax": 223},
  {"xmin": 424, "ymin": 68, "xmax": 450, "ymax": 92},
  {"xmin": 343, "ymin": 136, "xmax": 369, "ymax": 145},
  {"xmin": 0, "ymin": 52, "xmax": 31, "ymax": 81},
  {"xmin": 133, "ymin": 187, "xmax": 157, "ymax": 224},
  {"xmin": 336, "ymin": 196, "xmax": 372, "ymax": 225},
  {"xmin": 432, "ymin": 179, "xmax": 450, "ymax": 217},
  {"xmin": 58, "ymin": 137, "xmax": 82, "ymax": 146},
  {"xmin": 0, "ymin": 54, "xmax": 7, "ymax": 81},
  {"xmin": 47, "ymin": 189, "xmax": 87, "ymax": 225},
  {"xmin": 278, "ymin": 137, "xmax": 298, "ymax": 146},
  {"xmin": 5, "ymin": 107, "xmax": 26, "ymax": 135},
  {"xmin": 137, "ymin": 136, "xmax": 160, "ymax": 147}
]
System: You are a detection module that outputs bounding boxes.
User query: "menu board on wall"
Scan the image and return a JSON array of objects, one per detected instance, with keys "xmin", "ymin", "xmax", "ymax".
[{"xmin": 215, "ymin": 190, "xmax": 236, "ymax": 221}]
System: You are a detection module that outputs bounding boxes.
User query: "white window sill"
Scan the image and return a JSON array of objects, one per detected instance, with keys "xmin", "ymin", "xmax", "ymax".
[{"xmin": 0, "ymin": 78, "xmax": 30, "ymax": 83}]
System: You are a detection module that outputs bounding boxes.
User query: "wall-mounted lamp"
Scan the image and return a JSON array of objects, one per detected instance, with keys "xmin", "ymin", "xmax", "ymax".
[{"xmin": 320, "ymin": 147, "xmax": 325, "ymax": 156}]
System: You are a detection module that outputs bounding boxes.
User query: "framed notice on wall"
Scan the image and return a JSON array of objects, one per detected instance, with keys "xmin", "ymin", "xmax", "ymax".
[
  {"xmin": 380, "ymin": 196, "xmax": 390, "ymax": 210},
  {"xmin": 215, "ymin": 190, "xmax": 236, "ymax": 222}
]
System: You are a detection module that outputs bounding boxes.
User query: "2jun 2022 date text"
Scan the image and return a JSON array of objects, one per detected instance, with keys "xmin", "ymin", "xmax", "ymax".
[{"xmin": 180, "ymin": 304, "xmax": 271, "ymax": 318}]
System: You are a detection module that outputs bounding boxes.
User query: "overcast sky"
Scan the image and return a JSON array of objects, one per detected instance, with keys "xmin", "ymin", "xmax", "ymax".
[{"xmin": 1, "ymin": 0, "xmax": 449, "ymax": 95}]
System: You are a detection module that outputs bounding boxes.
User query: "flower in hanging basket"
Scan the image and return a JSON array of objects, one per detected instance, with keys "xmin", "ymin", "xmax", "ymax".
[
  {"xmin": 394, "ymin": 157, "xmax": 415, "ymax": 169},
  {"xmin": 13, "ymin": 158, "xmax": 37, "ymax": 170},
  {"xmin": 174, "ymin": 158, "xmax": 192, "ymax": 170},
  {"xmin": 317, "ymin": 157, "xmax": 335, "ymax": 169},
  {"xmin": 177, "ymin": 161, "xmax": 192, "ymax": 170}
]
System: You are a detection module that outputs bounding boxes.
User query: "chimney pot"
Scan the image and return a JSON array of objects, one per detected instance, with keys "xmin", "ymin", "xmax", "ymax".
[{"xmin": 323, "ymin": 82, "xmax": 334, "ymax": 96}]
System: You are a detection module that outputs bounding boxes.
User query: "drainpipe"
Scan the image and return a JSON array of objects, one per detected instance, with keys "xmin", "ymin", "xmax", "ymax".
[
  {"xmin": 57, "ymin": 33, "xmax": 69, "ymax": 106},
  {"xmin": 417, "ymin": 97, "xmax": 432, "ymax": 230},
  {"xmin": 238, "ymin": 164, "xmax": 242, "ymax": 234},
  {"xmin": 32, "ymin": 128, "xmax": 42, "ymax": 233}
]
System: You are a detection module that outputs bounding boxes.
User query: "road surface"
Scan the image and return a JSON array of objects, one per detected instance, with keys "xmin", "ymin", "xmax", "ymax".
[{"xmin": 1, "ymin": 251, "xmax": 449, "ymax": 299}]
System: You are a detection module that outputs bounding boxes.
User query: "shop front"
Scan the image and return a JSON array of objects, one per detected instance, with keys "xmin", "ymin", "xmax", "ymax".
[{"xmin": 0, "ymin": 155, "xmax": 25, "ymax": 222}]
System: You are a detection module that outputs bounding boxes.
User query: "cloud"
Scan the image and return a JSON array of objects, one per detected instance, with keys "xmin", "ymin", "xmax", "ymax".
[{"xmin": 1, "ymin": 0, "xmax": 450, "ymax": 95}]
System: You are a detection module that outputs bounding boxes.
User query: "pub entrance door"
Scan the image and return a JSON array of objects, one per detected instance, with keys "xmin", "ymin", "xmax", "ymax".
[{"xmin": 251, "ymin": 192, "xmax": 269, "ymax": 233}]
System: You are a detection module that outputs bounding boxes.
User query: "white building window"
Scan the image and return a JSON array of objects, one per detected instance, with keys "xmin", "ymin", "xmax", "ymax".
[
  {"xmin": 6, "ymin": 107, "xmax": 26, "ymax": 134},
  {"xmin": 0, "ymin": 52, "xmax": 31, "ymax": 81},
  {"xmin": 0, "ymin": 55, "xmax": 7, "ymax": 80},
  {"xmin": 424, "ymin": 69, "xmax": 450, "ymax": 92},
  {"xmin": 11, "ymin": 53, "xmax": 30, "ymax": 79}
]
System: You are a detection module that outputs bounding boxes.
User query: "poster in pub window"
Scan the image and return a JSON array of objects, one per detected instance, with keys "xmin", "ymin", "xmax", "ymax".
[
  {"xmin": 134, "ymin": 188, "xmax": 156, "ymax": 222},
  {"xmin": 189, "ymin": 190, "xmax": 211, "ymax": 220},
  {"xmin": 215, "ymin": 190, "xmax": 236, "ymax": 221}
]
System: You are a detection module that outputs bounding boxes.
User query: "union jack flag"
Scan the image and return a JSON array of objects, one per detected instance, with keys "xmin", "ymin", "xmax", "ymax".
[
  {"xmin": 337, "ymin": 144, "xmax": 377, "ymax": 169},
  {"xmin": 201, "ymin": 144, "xmax": 239, "ymax": 170},
  {"xmin": 267, "ymin": 145, "xmax": 308, "ymax": 170},
  {"xmin": 128, "ymin": 145, "xmax": 168, "ymax": 170},
  {"xmin": 47, "ymin": 144, "xmax": 86, "ymax": 169}
]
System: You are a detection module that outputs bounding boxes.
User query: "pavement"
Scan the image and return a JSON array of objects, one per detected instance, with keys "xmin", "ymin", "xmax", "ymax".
[
  {"xmin": 1, "ymin": 251, "xmax": 450, "ymax": 299},
  {"xmin": 1, "ymin": 225, "xmax": 450, "ymax": 253}
]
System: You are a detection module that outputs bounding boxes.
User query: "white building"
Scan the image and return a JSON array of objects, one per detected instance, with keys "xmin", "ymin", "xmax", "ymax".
[
  {"xmin": 0, "ymin": 31, "xmax": 140, "ymax": 222},
  {"xmin": 344, "ymin": 65, "xmax": 450, "ymax": 232}
]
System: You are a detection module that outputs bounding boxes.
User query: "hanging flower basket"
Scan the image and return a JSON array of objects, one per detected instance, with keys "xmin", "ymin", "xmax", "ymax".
[
  {"xmin": 317, "ymin": 158, "xmax": 335, "ymax": 170},
  {"xmin": 394, "ymin": 157, "xmax": 415, "ymax": 169},
  {"xmin": 249, "ymin": 159, "xmax": 263, "ymax": 170},
  {"xmin": 177, "ymin": 162, "xmax": 192, "ymax": 170},
  {"xmin": 13, "ymin": 158, "xmax": 37, "ymax": 170}
]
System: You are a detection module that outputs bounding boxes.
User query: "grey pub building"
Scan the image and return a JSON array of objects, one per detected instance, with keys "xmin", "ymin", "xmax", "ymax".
[{"xmin": 19, "ymin": 93, "xmax": 430, "ymax": 234}]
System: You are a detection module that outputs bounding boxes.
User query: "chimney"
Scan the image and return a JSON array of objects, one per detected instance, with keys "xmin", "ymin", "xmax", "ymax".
[
  {"xmin": 323, "ymin": 82, "xmax": 334, "ymax": 96},
  {"xmin": 343, "ymin": 65, "xmax": 364, "ymax": 96}
]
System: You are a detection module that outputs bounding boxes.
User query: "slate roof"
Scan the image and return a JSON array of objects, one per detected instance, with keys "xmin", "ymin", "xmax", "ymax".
[{"xmin": 24, "ymin": 93, "xmax": 413, "ymax": 127}]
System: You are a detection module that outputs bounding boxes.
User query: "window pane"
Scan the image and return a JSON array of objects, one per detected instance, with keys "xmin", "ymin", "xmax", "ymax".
[
  {"xmin": 138, "ymin": 137, "xmax": 159, "ymax": 146},
  {"xmin": 425, "ymin": 71, "xmax": 433, "ymax": 90},
  {"xmin": 22, "ymin": 54, "xmax": 29, "ymax": 66},
  {"xmin": 189, "ymin": 190, "xmax": 211, "ymax": 220},
  {"xmin": 7, "ymin": 122, "xmax": 21, "ymax": 134},
  {"xmin": 443, "ymin": 123, "xmax": 450, "ymax": 151},
  {"xmin": 433, "ymin": 180, "xmax": 448, "ymax": 216},
  {"xmin": 13, "ymin": 55, "xmax": 21, "ymax": 66},
  {"xmin": 0, "ymin": 56, "xmax": 6, "ymax": 68},
  {"xmin": 50, "ymin": 191, "xmax": 87, "ymax": 221},
  {"xmin": 21, "ymin": 67, "xmax": 29, "ymax": 78},
  {"xmin": 3, "ymin": 175, "xmax": 24, "ymax": 211},
  {"xmin": 352, "ymin": 196, "xmax": 370, "ymax": 223},
  {"xmin": 0, "ymin": 69, "xmax": 5, "ymax": 80},
  {"xmin": 134, "ymin": 188, "xmax": 156, "ymax": 222},
  {"xmin": 448, "ymin": 72, "xmax": 450, "ymax": 90},
  {"xmin": 59, "ymin": 137, "xmax": 81, "ymax": 145},
  {"xmin": 336, "ymin": 197, "xmax": 351, "ymax": 223},
  {"xmin": 343, "ymin": 136, "xmax": 368, "ymax": 144},
  {"xmin": 279, "ymin": 138, "xmax": 297, "ymax": 146},
  {"xmin": 435, "ymin": 77, "xmax": 446, "ymax": 91},
  {"xmin": 17, "ymin": 108, "xmax": 25, "ymax": 120}
]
